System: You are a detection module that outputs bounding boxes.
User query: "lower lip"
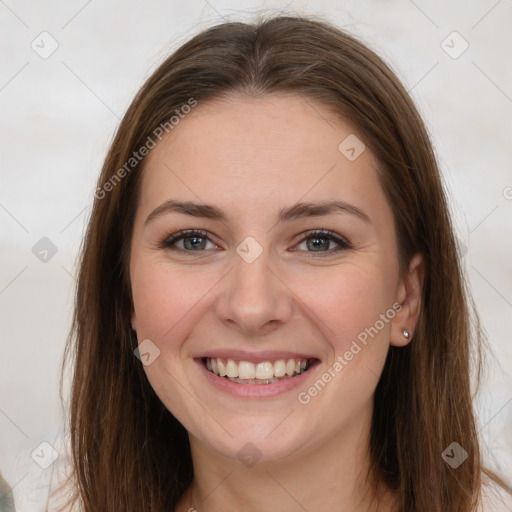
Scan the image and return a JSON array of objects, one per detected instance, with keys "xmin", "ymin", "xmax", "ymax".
[{"xmin": 194, "ymin": 358, "xmax": 320, "ymax": 399}]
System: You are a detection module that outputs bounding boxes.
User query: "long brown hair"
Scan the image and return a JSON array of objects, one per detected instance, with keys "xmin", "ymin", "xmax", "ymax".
[{"xmin": 55, "ymin": 14, "xmax": 510, "ymax": 511}]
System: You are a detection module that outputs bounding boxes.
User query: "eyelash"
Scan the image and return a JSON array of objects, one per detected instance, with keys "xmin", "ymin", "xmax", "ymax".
[{"xmin": 158, "ymin": 229, "xmax": 353, "ymax": 257}]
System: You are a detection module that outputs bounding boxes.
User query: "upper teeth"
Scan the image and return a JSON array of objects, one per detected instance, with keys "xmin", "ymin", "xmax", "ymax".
[{"xmin": 206, "ymin": 357, "xmax": 309, "ymax": 379}]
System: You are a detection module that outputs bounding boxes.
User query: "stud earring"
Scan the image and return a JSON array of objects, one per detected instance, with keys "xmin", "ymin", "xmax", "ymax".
[{"xmin": 402, "ymin": 329, "xmax": 410, "ymax": 339}]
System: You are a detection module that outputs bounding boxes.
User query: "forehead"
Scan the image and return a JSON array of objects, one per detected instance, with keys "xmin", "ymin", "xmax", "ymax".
[
  {"xmin": 137, "ymin": 93, "xmax": 389, "ymax": 227},
  {"xmin": 145, "ymin": 92, "xmax": 365, "ymax": 171}
]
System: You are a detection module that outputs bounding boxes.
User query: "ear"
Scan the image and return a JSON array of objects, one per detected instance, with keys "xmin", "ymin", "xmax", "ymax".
[{"xmin": 390, "ymin": 252, "xmax": 424, "ymax": 347}]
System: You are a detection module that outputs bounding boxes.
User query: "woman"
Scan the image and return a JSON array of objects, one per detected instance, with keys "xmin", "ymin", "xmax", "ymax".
[{"xmin": 54, "ymin": 14, "xmax": 511, "ymax": 512}]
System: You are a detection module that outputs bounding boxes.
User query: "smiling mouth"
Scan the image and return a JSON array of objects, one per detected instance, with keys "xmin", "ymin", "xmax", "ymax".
[{"xmin": 202, "ymin": 356, "xmax": 317, "ymax": 385}]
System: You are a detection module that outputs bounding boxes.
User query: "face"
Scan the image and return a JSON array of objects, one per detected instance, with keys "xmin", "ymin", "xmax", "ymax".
[{"xmin": 129, "ymin": 93, "xmax": 418, "ymax": 464}]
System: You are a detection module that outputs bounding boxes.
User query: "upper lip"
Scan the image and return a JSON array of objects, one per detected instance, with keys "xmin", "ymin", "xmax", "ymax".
[{"xmin": 193, "ymin": 349, "xmax": 318, "ymax": 364}]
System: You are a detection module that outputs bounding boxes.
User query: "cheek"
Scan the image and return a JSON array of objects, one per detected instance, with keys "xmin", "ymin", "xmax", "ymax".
[
  {"xmin": 291, "ymin": 263, "xmax": 396, "ymax": 352},
  {"xmin": 130, "ymin": 261, "xmax": 211, "ymax": 416},
  {"xmin": 131, "ymin": 261, "xmax": 207, "ymax": 343},
  {"xmin": 290, "ymin": 265, "xmax": 396, "ymax": 425}
]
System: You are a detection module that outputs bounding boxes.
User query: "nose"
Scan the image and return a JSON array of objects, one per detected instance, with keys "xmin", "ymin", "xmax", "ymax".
[{"xmin": 214, "ymin": 245, "xmax": 294, "ymax": 337}]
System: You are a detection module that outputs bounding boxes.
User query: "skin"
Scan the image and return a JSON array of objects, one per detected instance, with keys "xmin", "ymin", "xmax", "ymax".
[{"xmin": 129, "ymin": 93, "xmax": 424, "ymax": 512}]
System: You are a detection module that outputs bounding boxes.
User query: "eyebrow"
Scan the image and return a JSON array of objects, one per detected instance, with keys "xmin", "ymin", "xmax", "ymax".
[{"xmin": 144, "ymin": 199, "xmax": 371, "ymax": 226}]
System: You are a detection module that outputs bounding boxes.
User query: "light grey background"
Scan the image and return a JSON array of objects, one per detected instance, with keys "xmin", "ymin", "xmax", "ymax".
[{"xmin": 1, "ymin": 1, "xmax": 511, "ymax": 510}]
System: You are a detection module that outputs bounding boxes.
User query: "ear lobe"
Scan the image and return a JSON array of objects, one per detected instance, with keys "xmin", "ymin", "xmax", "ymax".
[{"xmin": 390, "ymin": 253, "xmax": 425, "ymax": 347}]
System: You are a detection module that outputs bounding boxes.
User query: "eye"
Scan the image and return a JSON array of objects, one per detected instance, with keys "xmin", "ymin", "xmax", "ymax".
[
  {"xmin": 293, "ymin": 230, "xmax": 352, "ymax": 256},
  {"xmin": 159, "ymin": 230, "xmax": 219, "ymax": 252},
  {"xmin": 158, "ymin": 229, "xmax": 352, "ymax": 256}
]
